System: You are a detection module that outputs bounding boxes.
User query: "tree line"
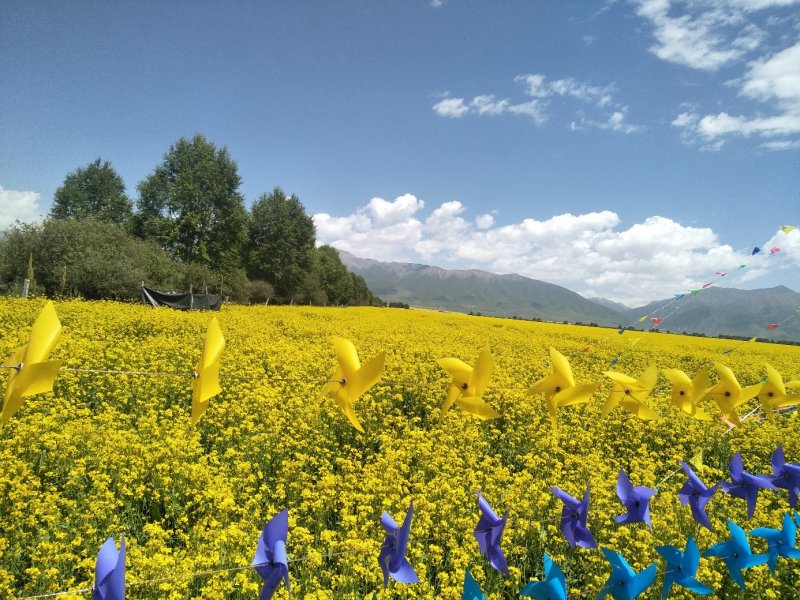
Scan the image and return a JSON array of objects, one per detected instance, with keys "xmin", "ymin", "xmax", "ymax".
[{"xmin": 0, "ymin": 134, "xmax": 378, "ymax": 306}]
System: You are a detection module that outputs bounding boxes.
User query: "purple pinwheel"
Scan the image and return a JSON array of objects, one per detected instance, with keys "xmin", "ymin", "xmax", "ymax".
[
  {"xmin": 614, "ymin": 469, "xmax": 655, "ymax": 529},
  {"xmin": 550, "ymin": 485, "xmax": 597, "ymax": 548},
  {"xmin": 252, "ymin": 509, "xmax": 289, "ymax": 600},
  {"xmin": 378, "ymin": 502, "xmax": 418, "ymax": 587},
  {"xmin": 678, "ymin": 461, "xmax": 718, "ymax": 531},
  {"xmin": 474, "ymin": 492, "xmax": 509, "ymax": 575},
  {"xmin": 771, "ymin": 445, "xmax": 800, "ymax": 508},
  {"xmin": 704, "ymin": 519, "xmax": 767, "ymax": 589},
  {"xmin": 93, "ymin": 535, "xmax": 126, "ymax": 600},
  {"xmin": 750, "ymin": 512, "xmax": 800, "ymax": 572},
  {"xmin": 719, "ymin": 452, "xmax": 777, "ymax": 519}
]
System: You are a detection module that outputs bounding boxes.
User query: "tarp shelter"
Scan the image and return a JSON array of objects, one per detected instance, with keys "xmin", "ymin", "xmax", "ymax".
[{"xmin": 141, "ymin": 286, "xmax": 222, "ymax": 311}]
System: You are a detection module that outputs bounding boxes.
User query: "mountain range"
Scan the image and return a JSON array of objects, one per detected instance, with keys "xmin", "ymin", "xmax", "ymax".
[{"xmin": 339, "ymin": 251, "xmax": 800, "ymax": 341}]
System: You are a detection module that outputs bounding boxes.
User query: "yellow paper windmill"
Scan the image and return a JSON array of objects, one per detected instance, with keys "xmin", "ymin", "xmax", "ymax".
[
  {"xmin": 662, "ymin": 367, "xmax": 712, "ymax": 420},
  {"xmin": 756, "ymin": 364, "xmax": 800, "ymax": 420},
  {"xmin": 191, "ymin": 317, "xmax": 225, "ymax": 426},
  {"xmin": 700, "ymin": 362, "xmax": 761, "ymax": 427},
  {"xmin": 320, "ymin": 337, "xmax": 385, "ymax": 433},
  {"xmin": 601, "ymin": 363, "xmax": 660, "ymax": 420},
  {"xmin": 1, "ymin": 301, "xmax": 63, "ymax": 426},
  {"xmin": 529, "ymin": 347, "xmax": 598, "ymax": 431},
  {"xmin": 437, "ymin": 348, "xmax": 500, "ymax": 422}
]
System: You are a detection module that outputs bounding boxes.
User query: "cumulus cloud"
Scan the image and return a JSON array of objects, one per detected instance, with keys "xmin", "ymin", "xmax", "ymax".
[
  {"xmin": 0, "ymin": 185, "xmax": 43, "ymax": 230},
  {"xmin": 433, "ymin": 73, "xmax": 641, "ymax": 132},
  {"xmin": 315, "ymin": 194, "xmax": 788, "ymax": 306}
]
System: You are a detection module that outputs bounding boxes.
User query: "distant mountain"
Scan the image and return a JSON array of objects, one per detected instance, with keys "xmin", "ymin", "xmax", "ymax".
[
  {"xmin": 339, "ymin": 251, "xmax": 622, "ymax": 325},
  {"xmin": 622, "ymin": 286, "xmax": 800, "ymax": 340},
  {"xmin": 589, "ymin": 297, "xmax": 631, "ymax": 312},
  {"xmin": 340, "ymin": 251, "xmax": 800, "ymax": 341}
]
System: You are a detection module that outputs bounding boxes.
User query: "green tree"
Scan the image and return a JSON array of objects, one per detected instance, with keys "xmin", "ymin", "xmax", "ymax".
[
  {"xmin": 133, "ymin": 134, "xmax": 248, "ymax": 271},
  {"xmin": 0, "ymin": 219, "xmax": 179, "ymax": 299},
  {"xmin": 316, "ymin": 245, "xmax": 353, "ymax": 305},
  {"xmin": 246, "ymin": 187, "xmax": 317, "ymax": 301},
  {"xmin": 50, "ymin": 158, "xmax": 133, "ymax": 225}
]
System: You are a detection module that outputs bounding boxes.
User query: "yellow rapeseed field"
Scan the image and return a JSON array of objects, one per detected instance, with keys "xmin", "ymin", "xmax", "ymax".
[{"xmin": 1, "ymin": 298, "xmax": 799, "ymax": 599}]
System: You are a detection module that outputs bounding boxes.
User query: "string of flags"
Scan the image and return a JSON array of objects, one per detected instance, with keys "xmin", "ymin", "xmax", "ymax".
[
  {"xmin": 20, "ymin": 444, "xmax": 800, "ymax": 600},
  {"xmin": 2, "ymin": 303, "xmax": 799, "ymax": 434}
]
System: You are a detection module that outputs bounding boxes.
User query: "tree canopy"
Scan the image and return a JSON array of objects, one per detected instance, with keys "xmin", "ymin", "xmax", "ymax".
[
  {"xmin": 247, "ymin": 187, "xmax": 317, "ymax": 300},
  {"xmin": 50, "ymin": 158, "xmax": 132, "ymax": 225},
  {"xmin": 133, "ymin": 134, "xmax": 248, "ymax": 272}
]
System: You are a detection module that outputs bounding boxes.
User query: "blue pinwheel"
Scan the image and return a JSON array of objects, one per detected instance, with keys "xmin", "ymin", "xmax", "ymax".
[
  {"xmin": 519, "ymin": 553, "xmax": 568, "ymax": 600},
  {"xmin": 750, "ymin": 512, "xmax": 800, "ymax": 572},
  {"xmin": 462, "ymin": 568, "xmax": 485, "ymax": 600},
  {"xmin": 597, "ymin": 548, "xmax": 657, "ymax": 600},
  {"xmin": 678, "ymin": 461, "xmax": 718, "ymax": 531},
  {"xmin": 252, "ymin": 509, "xmax": 289, "ymax": 600},
  {"xmin": 703, "ymin": 519, "xmax": 767, "ymax": 589},
  {"xmin": 614, "ymin": 469, "xmax": 655, "ymax": 529},
  {"xmin": 771, "ymin": 445, "xmax": 800, "ymax": 508},
  {"xmin": 474, "ymin": 492, "xmax": 509, "ymax": 575},
  {"xmin": 378, "ymin": 502, "xmax": 418, "ymax": 587},
  {"xmin": 655, "ymin": 535, "xmax": 713, "ymax": 599},
  {"xmin": 551, "ymin": 485, "xmax": 597, "ymax": 548},
  {"xmin": 93, "ymin": 535, "xmax": 126, "ymax": 600},
  {"xmin": 719, "ymin": 452, "xmax": 776, "ymax": 519}
]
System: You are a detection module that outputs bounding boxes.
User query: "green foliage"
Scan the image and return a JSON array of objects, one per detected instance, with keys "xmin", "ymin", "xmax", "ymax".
[
  {"xmin": 50, "ymin": 158, "xmax": 132, "ymax": 225},
  {"xmin": 0, "ymin": 220, "xmax": 178, "ymax": 300},
  {"xmin": 247, "ymin": 280, "xmax": 275, "ymax": 304},
  {"xmin": 133, "ymin": 134, "xmax": 248, "ymax": 271},
  {"xmin": 246, "ymin": 187, "xmax": 316, "ymax": 300}
]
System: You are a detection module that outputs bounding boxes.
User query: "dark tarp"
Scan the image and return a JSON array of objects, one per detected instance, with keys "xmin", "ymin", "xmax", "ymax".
[{"xmin": 141, "ymin": 286, "xmax": 222, "ymax": 311}]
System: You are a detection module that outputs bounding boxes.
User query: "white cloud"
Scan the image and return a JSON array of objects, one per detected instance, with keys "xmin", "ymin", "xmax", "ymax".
[
  {"xmin": 572, "ymin": 108, "xmax": 646, "ymax": 133},
  {"xmin": 432, "ymin": 98, "xmax": 470, "ymax": 118},
  {"xmin": 0, "ymin": 185, "xmax": 43, "ymax": 230},
  {"xmin": 315, "ymin": 194, "xmax": 783, "ymax": 306},
  {"xmin": 633, "ymin": 0, "xmax": 769, "ymax": 70},
  {"xmin": 433, "ymin": 73, "xmax": 639, "ymax": 132},
  {"xmin": 475, "ymin": 213, "xmax": 494, "ymax": 229},
  {"xmin": 672, "ymin": 40, "xmax": 800, "ymax": 145}
]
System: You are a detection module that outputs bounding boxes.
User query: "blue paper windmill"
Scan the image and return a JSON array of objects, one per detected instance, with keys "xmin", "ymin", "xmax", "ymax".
[
  {"xmin": 474, "ymin": 492, "xmax": 509, "ymax": 575},
  {"xmin": 678, "ymin": 461, "xmax": 718, "ymax": 531},
  {"xmin": 93, "ymin": 535, "xmax": 126, "ymax": 600},
  {"xmin": 378, "ymin": 502, "xmax": 419, "ymax": 587},
  {"xmin": 719, "ymin": 452, "xmax": 776, "ymax": 519},
  {"xmin": 771, "ymin": 445, "xmax": 800, "ymax": 508},
  {"xmin": 252, "ymin": 509, "xmax": 289, "ymax": 600},
  {"xmin": 703, "ymin": 519, "xmax": 767, "ymax": 589},
  {"xmin": 750, "ymin": 512, "xmax": 800, "ymax": 572},
  {"xmin": 655, "ymin": 535, "xmax": 713, "ymax": 599},
  {"xmin": 519, "ymin": 553, "xmax": 568, "ymax": 600},
  {"xmin": 462, "ymin": 568, "xmax": 485, "ymax": 600},
  {"xmin": 597, "ymin": 548, "xmax": 657, "ymax": 600},
  {"xmin": 614, "ymin": 469, "xmax": 655, "ymax": 529},
  {"xmin": 551, "ymin": 485, "xmax": 597, "ymax": 548}
]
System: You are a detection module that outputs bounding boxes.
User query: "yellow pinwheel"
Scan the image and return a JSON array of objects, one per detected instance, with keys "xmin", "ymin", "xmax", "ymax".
[
  {"xmin": 601, "ymin": 363, "xmax": 660, "ymax": 420},
  {"xmin": 700, "ymin": 362, "xmax": 760, "ymax": 427},
  {"xmin": 320, "ymin": 337, "xmax": 385, "ymax": 433},
  {"xmin": 529, "ymin": 347, "xmax": 598, "ymax": 431},
  {"xmin": 1, "ymin": 301, "xmax": 62, "ymax": 426},
  {"xmin": 662, "ymin": 367, "xmax": 712, "ymax": 420},
  {"xmin": 191, "ymin": 317, "xmax": 224, "ymax": 426},
  {"xmin": 437, "ymin": 348, "xmax": 499, "ymax": 422},
  {"xmin": 756, "ymin": 364, "xmax": 800, "ymax": 420}
]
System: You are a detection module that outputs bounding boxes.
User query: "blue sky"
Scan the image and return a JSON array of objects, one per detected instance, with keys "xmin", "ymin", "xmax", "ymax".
[{"xmin": 1, "ymin": 0, "xmax": 798, "ymax": 305}]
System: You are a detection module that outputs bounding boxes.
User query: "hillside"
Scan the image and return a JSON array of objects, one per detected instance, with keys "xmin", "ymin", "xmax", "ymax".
[{"xmin": 339, "ymin": 251, "xmax": 621, "ymax": 324}]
